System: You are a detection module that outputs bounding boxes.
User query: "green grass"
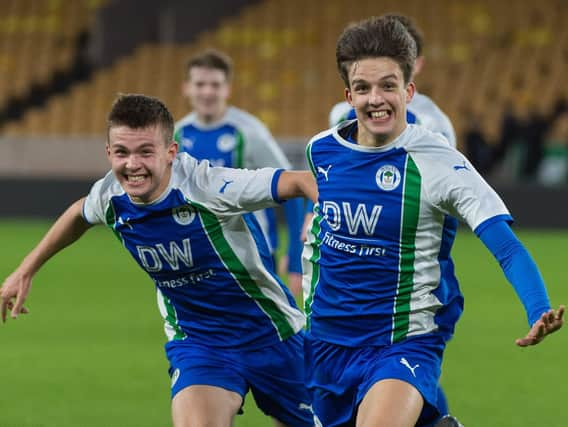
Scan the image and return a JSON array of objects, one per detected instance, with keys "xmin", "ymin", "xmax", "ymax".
[{"xmin": 0, "ymin": 220, "xmax": 566, "ymax": 426}]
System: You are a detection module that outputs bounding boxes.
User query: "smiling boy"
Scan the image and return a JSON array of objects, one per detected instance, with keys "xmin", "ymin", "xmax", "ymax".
[
  {"xmin": 302, "ymin": 15, "xmax": 564, "ymax": 427},
  {"xmin": 1, "ymin": 94, "xmax": 316, "ymax": 427}
]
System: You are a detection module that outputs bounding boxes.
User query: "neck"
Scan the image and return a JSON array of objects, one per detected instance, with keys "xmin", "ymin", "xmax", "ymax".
[
  {"xmin": 197, "ymin": 107, "xmax": 227, "ymax": 124},
  {"xmin": 357, "ymin": 124, "xmax": 406, "ymax": 148}
]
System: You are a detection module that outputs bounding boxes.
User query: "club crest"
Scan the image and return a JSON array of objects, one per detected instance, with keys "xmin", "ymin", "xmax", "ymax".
[
  {"xmin": 172, "ymin": 205, "xmax": 196, "ymax": 226},
  {"xmin": 217, "ymin": 134, "xmax": 237, "ymax": 152},
  {"xmin": 376, "ymin": 165, "xmax": 401, "ymax": 191}
]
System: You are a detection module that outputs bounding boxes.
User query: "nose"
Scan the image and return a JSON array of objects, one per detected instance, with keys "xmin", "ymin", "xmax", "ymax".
[
  {"xmin": 201, "ymin": 84, "xmax": 217, "ymax": 98},
  {"xmin": 369, "ymin": 87, "xmax": 384, "ymax": 106},
  {"xmin": 125, "ymin": 154, "xmax": 141, "ymax": 170}
]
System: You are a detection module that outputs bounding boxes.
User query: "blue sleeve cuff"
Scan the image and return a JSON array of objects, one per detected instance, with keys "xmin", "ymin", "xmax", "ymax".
[
  {"xmin": 271, "ymin": 169, "xmax": 284, "ymax": 203},
  {"xmin": 474, "ymin": 214, "xmax": 514, "ymax": 237}
]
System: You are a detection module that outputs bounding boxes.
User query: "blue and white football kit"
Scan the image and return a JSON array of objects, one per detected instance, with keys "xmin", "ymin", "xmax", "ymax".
[
  {"xmin": 82, "ymin": 153, "xmax": 312, "ymax": 426},
  {"xmin": 175, "ymin": 106, "xmax": 303, "ymax": 274},
  {"xmin": 302, "ymin": 121, "xmax": 551, "ymax": 426}
]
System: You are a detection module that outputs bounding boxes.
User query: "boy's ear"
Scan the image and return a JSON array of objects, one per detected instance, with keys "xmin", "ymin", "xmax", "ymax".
[
  {"xmin": 168, "ymin": 140, "xmax": 179, "ymax": 163},
  {"xmin": 406, "ymin": 82, "xmax": 416, "ymax": 104},
  {"xmin": 345, "ymin": 87, "xmax": 353, "ymax": 105}
]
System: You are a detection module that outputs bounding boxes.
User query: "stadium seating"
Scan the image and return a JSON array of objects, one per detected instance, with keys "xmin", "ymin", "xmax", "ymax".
[
  {"xmin": 0, "ymin": 0, "xmax": 109, "ymax": 110},
  {"xmin": 1, "ymin": 0, "xmax": 567, "ymax": 147}
]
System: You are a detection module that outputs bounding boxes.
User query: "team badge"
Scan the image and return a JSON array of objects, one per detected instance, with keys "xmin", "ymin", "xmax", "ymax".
[
  {"xmin": 376, "ymin": 165, "xmax": 401, "ymax": 191},
  {"xmin": 180, "ymin": 137, "xmax": 193, "ymax": 150},
  {"xmin": 217, "ymin": 134, "xmax": 236, "ymax": 152},
  {"xmin": 172, "ymin": 205, "xmax": 196, "ymax": 226}
]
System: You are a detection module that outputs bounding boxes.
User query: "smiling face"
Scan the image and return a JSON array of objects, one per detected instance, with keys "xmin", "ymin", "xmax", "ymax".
[
  {"xmin": 183, "ymin": 66, "xmax": 230, "ymax": 123},
  {"xmin": 106, "ymin": 125, "xmax": 178, "ymax": 204},
  {"xmin": 345, "ymin": 57, "xmax": 415, "ymax": 147}
]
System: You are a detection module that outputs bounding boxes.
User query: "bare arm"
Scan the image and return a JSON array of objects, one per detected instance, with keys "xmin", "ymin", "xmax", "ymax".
[
  {"xmin": 276, "ymin": 171, "xmax": 317, "ymax": 203},
  {"xmin": 0, "ymin": 198, "xmax": 92, "ymax": 322}
]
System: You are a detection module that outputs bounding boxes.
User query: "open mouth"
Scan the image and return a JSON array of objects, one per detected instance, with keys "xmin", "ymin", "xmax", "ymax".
[
  {"xmin": 126, "ymin": 175, "xmax": 148, "ymax": 184},
  {"xmin": 368, "ymin": 110, "xmax": 390, "ymax": 120}
]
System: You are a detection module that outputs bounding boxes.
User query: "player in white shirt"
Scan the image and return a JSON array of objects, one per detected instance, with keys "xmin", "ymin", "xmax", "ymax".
[{"xmin": 1, "ymin": 94, "xmax": 317, "ymax": 427}]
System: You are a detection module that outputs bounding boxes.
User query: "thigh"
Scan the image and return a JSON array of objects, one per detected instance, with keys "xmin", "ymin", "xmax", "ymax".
[
  {"xmin": 304, "ymin": 337, "xmax": 364, "ymax": 427},
  {"xmin": 356, "ymin": 379, "xmax": 423, "ymax": 427},
  {"xmin": 172, "ymin": 385, "xmax": 242, "ymax": 427},
  {"xmin": 166, "ymin": 340, "xmax": 248, "ymax": 400},
  {"xmin": 358, "ymin": 334, "xmax": 446, "ymax": 426},
  {"xmin": 245, "ymin": 333, "xmax": 314, "ymax": 427}
]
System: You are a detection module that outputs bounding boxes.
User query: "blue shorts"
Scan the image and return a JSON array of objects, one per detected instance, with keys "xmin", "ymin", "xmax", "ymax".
[
  {"xmin": 305, "ymin": 333, "xmax": 447, "ymax": 427},
  {"xmin": 165, "ymin": 332, "xmax": 313, "ymax": 427}
]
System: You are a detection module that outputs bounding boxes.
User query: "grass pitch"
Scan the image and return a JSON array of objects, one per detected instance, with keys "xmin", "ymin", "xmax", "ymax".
[{"xmin": 0, "ymin": 220, "xmax": 566, "ymax": 426}]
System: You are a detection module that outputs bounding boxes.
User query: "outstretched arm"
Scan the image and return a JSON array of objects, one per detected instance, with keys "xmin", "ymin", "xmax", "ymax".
[
  {"xmin": 477, "ymin": 219, "xmax": 564, "ymax": 346},
  {"xmin": 276, "ymin": 171, "xmax": 317, "ymax": 203},
  {"xmin": 275, "ymin": 171, "xmax": 317, "ymax": 297},
  {"xmin": 0, "ymin": 198, "xmax": 92, "ymax": 322}
]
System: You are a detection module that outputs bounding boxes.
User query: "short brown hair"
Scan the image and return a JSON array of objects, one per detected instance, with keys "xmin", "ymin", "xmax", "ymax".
[
  {"xmin": 336, "ymin": 15, "xmax": 417, "ymax": 87},
  {"xmin": 185, "ymin": 49, "xmax": 233, "ymax": 81},
  {"xmin": 107, "ymin": 94, "xmax": 174, "ymax": 144},
  {"xmin": 383, "ymin": 13, "xmax": 423, "ymax": 57}
]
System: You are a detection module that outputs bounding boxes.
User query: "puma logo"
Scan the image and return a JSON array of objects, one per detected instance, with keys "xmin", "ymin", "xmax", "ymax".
[
  {"xmin": 219, "ymin": 179, "xmax": 234, "ymax": 193},
  {"xmin": 118, "ymin": 216, "xmax": 133, "ymax": 230},
  {"xmin": 317, "ymin": 165, "xmax": 332, "ymax": 181},
  {"xmin": 400, "ymin": 357, "xmax": 420, "ymax": 377},
  {"xmin": 453, "ymin": 161, "xmax": 469, "ymax": 171}
]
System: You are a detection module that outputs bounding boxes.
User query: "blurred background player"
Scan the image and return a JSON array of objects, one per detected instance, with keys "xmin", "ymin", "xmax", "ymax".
[
  {"xmin": 175, "ymin": 49, "xmax": 304, "ymax": 296},
  {"xmin": 302, "ymin": 15, "xmax": 564, "ymax": 427},
  {"xmin": 0, "ymin": 94, "xmax": 316, "ymax": 427}
]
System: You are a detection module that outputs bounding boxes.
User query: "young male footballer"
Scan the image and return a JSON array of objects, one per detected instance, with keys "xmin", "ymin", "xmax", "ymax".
[
  {"xmin": 302, "ymin": 15, "xmax": 564, "ymax": 427},
  {"xmin": 1, "ymin": 94, "xmax": 316, "ymax": 427},
  {"xmin": 175, "ymin": 49, "xmax": 304, "ymax": 297}
]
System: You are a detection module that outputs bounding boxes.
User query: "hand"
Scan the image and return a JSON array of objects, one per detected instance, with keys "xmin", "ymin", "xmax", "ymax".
[
  {"xmin": 516, "ymin": 305, "xmax": 565, "ymax": 347},
  {"xmin": 0, "ymin": 270, "xmax": 32, "ymax": 323}
]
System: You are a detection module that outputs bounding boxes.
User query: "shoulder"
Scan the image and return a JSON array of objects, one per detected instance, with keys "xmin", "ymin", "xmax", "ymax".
[
  {"xmin": 410, "ymin": 92, "xmax": 437, "ymax": 109},
  {"xmin": 225, "ymin": 106, "xmax": 266, "ymax": 130},
  {"xmin": 174, "ymin": 112, "xmax": 197, "ymax": 131},
  {"xmin": 410, "ymin": 93, "xmax": 456, "ymax": 146},
  {"xmin": 328, "ymin": 101, "xmax": 352, "ymax": 127},
  {"xmin": 402, "ymin": 125, "xmax": 460, "ymax": 164},
  {"xmin": 90, "ymin": 170, "xmax": 124, "ymax": 200},
  {"xmin": 83, "ymin": 171, "xmax": 124, "ymax": 224},
  {"xmin": 172, "ymin": 152, "xmax": 200, "ymax": 182},
  {"xmin": 306, "ymin": 126, "xmax": 338, "ymax": 153},
  {"xmin": 309, "ymin": 127, "xmax": 336, "ymax": 145},
  {"xmin": 410, "ymin": 94, "xmax": 450, "ymax": 125}
]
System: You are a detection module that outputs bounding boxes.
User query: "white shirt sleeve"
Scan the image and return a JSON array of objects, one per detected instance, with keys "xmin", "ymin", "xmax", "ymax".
[
  {"xmin": 413, "ymin": 148, "xmax": 510, "ymax": 231},
  {"xmin": 240, "ymin": 115, "xmax": 292, "ymax": 169},
  {"xmin": 178, "ymin": 154, "xmax": 281, "ymax": 215},
  {"xmin": 82, "ymin": 172, "xmax": 116, "ymax": 225}
]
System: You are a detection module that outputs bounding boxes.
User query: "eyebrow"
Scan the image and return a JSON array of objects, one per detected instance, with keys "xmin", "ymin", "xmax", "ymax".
[
  {"xmin": 110, "ymin": 142, "xmax": 156, "ymax": 150},
  {"xmin": 351, "ymin": 74, "xmax": 399, "ymax": 85}
]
